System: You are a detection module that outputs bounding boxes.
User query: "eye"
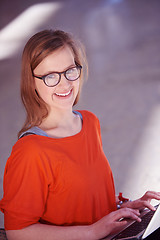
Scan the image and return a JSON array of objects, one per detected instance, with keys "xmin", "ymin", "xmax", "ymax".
[
  {"xmin": 45, "ymin": 73, "xmax": 59, "ymax": 86},
  {"xmin": 47, "ymin": 73, "xmax": 57, "ymax": 79},
  {"xmin": 67, "ymin": 67, "xmax": 77, "ymax": 74},
  {"xmin": 66, "ymin": 67, "xmax": 79, "ymax": 80}
]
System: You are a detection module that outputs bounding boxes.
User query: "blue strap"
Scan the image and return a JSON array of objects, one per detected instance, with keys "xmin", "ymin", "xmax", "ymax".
[
  {"xmin": 19, "ymin": 126, "xmax": 48, "ymax": 139},
  {"xmin": 73, "ymin": 111, "xmax": 83, "ymax": 120}
]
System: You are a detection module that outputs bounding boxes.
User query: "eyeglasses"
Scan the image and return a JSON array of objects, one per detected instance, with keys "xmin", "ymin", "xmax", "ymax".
[{"xmin": 33, "ymin": 65, "xmax": 82, "ymax": 87}]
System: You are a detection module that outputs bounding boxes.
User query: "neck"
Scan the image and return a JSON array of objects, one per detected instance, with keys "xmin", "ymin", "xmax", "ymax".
[
  {"xmin": 39, "ymin": 107, "xmax": 75, "ymax": 130},
  {"xmin": 38, "ymin": 108, "xmax": 82, "ymax": 138}
]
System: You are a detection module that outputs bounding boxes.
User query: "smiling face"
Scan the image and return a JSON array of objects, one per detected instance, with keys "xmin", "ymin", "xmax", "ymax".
[{"xmin": 33, "ymin": 46, "xmax": 80, "ymax": 113}]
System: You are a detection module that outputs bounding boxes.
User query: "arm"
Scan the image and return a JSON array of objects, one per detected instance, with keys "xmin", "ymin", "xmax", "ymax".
[
  {"xmin": 6, "ymin": 208, "xmax": 141, "ymax": 240},
  {"xmin": 6, "ymin": 223, "xmax": 92, "ymax": 240}
]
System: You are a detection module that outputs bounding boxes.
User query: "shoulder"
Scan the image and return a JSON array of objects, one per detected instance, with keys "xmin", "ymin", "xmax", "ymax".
[
  {"xmin": 6, "ymin": 136, "xmax": 45, "ymax": 169},
  {"xmin": 13, "ymin": 135, "xmax": 42, "ymax": 154},
  {"xmin": 4, "ymin": 136, "xmax": 54, "ymax": 184},
  {"xmin": 78, "ymin": 110, "xmax": 102, "ymax": 139},
  {"xmin": 78, "ymin": 110, "xmax": 100, "ymax": 126},
  {"xmin": 78, "ymin": 110, "xmax": 99, "ymax": 121}
]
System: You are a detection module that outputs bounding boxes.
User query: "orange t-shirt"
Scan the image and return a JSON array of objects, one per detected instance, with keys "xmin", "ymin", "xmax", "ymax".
[{"xmin": 0, "ymin": 110, "xmax": 116, "ymax": 230}]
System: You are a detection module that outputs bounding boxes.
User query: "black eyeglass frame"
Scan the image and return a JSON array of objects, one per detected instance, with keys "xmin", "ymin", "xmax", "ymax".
[{"xmin": 33, "ymin": 65, "xmax": 82, "ymax": 87}]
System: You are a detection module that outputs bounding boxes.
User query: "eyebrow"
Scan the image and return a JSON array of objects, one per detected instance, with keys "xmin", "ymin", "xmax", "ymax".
[{"xmin": 36, "ymin": 64, "xmax": 76, "ymax": 77}]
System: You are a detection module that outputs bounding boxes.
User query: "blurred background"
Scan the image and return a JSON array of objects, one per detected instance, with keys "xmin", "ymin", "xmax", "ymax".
[{"xmin": 0, "ymin": 0, "xmax": 160, "ymax": 228}]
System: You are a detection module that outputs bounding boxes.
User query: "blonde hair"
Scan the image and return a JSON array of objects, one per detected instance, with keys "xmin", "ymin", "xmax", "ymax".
[{"xmin": 18, "ymin": 29, "xmax": 88, "ymax": 138}]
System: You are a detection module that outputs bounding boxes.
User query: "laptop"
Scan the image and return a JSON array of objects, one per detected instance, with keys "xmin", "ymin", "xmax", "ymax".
[{"xmin": 103, "ymin": 204, "xmax": 160, "ymax": 240}]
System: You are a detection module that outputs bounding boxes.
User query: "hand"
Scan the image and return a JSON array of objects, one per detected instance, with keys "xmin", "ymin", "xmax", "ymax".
[
  {"xmin": 90, "ymin": 208, "xmax": 141, "ymax": 240},
  {"xmin": 121, "ymin": 191, "xmax": 160, "ymax": 211}
]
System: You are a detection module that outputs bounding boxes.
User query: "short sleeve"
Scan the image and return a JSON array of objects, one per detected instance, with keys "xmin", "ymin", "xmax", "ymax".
[{"xmin": 0, "ymin": 137, "xmax": 52, "ymax": 230}]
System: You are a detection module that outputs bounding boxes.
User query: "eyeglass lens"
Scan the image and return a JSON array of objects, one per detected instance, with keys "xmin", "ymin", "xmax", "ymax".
[{"xmin": 44, "ymin": 66, "xmax": 81, "ymax": 87}]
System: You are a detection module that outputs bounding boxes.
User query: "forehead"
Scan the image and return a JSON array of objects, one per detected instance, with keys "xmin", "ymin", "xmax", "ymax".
[{"xmin": 34, "ymin": 46, "xmax": 75, "ymax": 74}]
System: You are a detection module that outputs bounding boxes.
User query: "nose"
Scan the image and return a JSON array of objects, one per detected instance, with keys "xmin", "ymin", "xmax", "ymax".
[{"xmin": 58, "ymin": 73, "xmax": 70, "ymax": 87}]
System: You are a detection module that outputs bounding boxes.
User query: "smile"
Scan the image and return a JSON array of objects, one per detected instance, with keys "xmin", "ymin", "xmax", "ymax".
[{"xmin": 55, "ymin": 89, "xmax": 72, "ymax": 97}]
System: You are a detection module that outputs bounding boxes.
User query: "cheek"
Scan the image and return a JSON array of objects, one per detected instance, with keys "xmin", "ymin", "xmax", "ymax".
[
  {"xmin": 74, "ymin": 79, "xmax": 80, "ymax": 92},
  {"xmin": 35, "ymin": 80, "xmax": 52, "ymax": 102}
]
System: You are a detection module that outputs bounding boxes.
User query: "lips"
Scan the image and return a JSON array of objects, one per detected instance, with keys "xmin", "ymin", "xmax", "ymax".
[{"xmin": 54, "ymin": 89, "xmax": 72, "ymax": 97}]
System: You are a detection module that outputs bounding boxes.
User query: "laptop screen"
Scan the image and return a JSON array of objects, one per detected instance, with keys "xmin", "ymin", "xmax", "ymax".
[{"xmin": 142, "ymin": 204, "xmax": 160, "ymax": 239}]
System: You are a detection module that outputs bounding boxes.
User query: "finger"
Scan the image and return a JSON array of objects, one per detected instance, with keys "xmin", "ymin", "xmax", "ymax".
[
  {"xmin": 141, "ymin": 201, "xmax": 156, "ymax": 211},
  {"xmin": 121, "ymin": 208, "xmax": 140, "ymax": 216},
  {"xmin": 141, "ymin": 191, "xmax": 160, "ymax": 201},
  {"xmin": 113, "ymin": 208, "xmax": 141, "ymax": 222},
  {"xmin": 115, "ymin": 220, "xmax": 128, "ymax": 228}
]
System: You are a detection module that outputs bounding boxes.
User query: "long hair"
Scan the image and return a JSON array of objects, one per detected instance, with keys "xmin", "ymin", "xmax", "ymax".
[{"xmin": 18, "ymin": 29, "xmax": 88, "ymax": 138}]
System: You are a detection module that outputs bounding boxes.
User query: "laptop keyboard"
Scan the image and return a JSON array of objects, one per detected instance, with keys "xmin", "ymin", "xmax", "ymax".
[{"xmin": 112, "ymin": 210, "xmax": 155, "ymax": 239}]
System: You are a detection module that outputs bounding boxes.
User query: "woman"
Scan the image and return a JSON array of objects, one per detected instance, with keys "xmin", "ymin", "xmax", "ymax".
[{"xmin": 0, "ymin": 29, "xmax": 160, "ymax": 240}]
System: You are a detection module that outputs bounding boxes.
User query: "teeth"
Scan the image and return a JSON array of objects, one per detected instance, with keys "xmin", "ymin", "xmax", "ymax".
[{"xmin": 55, "ymin": 90, "xmax": 71, "ymax": 97}]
